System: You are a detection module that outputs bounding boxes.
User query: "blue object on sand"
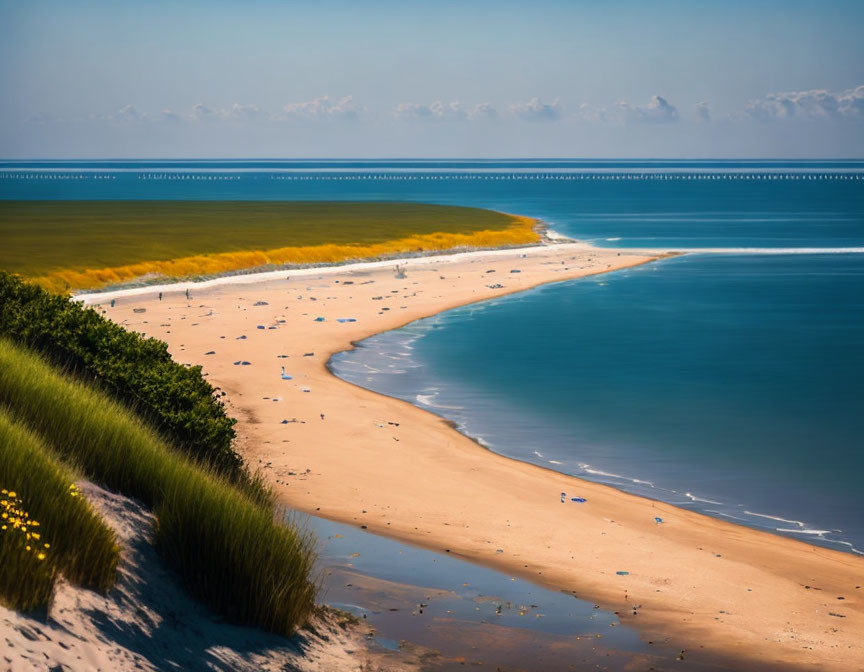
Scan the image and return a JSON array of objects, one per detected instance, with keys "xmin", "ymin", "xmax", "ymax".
[
  {"xmin": 616, "ymin": 571, "xmax": 629, "ymax": 576},
  {"xmin": 257, "ymin": 325, "xmax": 265, "ymax": 329},
  {"xmin": 337, "ymin": 318, "xmax": 357, "ymax": 323},
  {"xmin": 314, "ymin": 317, "xmax": 325, "ymax": 322},
  {"xmin": 281, "ymin": 366, "xmax": 292, "ymax": 380},
  {"xmin": 655, "ymin": 517, "xmax": 664, "ymax": 524},
  {"xmin": 571, "ymin": 497, "xmax": 587, "ymax": 503}
]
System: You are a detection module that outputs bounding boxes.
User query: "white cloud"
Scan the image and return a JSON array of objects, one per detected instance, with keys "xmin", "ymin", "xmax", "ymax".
[
  {"xmin": 575, "ymin": 103, "xmax": 614, "ymax": 123},
  {"xmin": 470, "ymin": 102, "xmax": 498, "ymax": 119},
  {"xmin": 115, "ymin": 104, "xmax": 141, "ymax": 121},
  {"xmin": 186, "ymin": 102, "xmax": 262, "ymax": 121},
  {"xmin": 189, "ymin": 103, "xmax": 216, "ymax": 121},
  {"xmin": 508, "ymin": 97, "xmax": 561, "ymax": 121},
  {"xmin": 393, "ymin": 100, "xmax": 497, "ymax": 121},
  {"xmin": 393, "ymin": 102, "xmax": 432, "ymax": 120},
  {"xmin": 695, "ymin": 101, "xmax": 711, "ymax": 122},
  {"xmin": 89, "ymin": 104, "xmax": 143, "ymax": 122},
  {"xmin": 279, "ymin": 95, "xmax": 364, "ymax": 120},
  {"xmin": 221, "ymin": 103, "xmax": 261, "ymax": 120},
  {"xmin": 743, "ymin": 85, "xmax": 864, "ymax": 120},
  {"xmin": 618, "ymin": 95, "xmax": 679, "ymax": 124}
]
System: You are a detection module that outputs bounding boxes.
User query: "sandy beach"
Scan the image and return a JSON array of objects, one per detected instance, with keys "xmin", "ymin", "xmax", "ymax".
[{"xmin": 86, "ymin": 241, "xmax": 864, "ymax": 671}]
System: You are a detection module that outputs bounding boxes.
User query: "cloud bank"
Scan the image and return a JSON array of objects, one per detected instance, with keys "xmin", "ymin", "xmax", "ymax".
[
  {"xmin": 508, "ymin": 97, "xmax": 562, "ymax": 121},
  {"xmin": 744, "ymin": 85, "xmax": 864, "ymax": 120},
  {"xmin": 54, "ymin": 84, "xmax": 864, "ymax": 132},
  {"xmin": 618, "ymin": 95, "xmax": 679, "ymax": 123},
  {"xmin": 393, "ymin": 101, "xmax": 498, "ymax": 121},
  {"xmin": 278, "ymin": 95, "xmax": 364, "ymax": 120}
]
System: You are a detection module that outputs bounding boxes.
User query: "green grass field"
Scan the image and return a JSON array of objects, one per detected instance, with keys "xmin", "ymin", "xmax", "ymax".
[{"xmin": 0, "ymin": 201, "xmax": 519, "ymax": 277}]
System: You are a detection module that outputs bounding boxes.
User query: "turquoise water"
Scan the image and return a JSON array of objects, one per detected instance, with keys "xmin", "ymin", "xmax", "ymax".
[
  {"xmin": 4, "ymin": 160, "xmax": 863, "ymax": 554},
  {"xmin": 333, "ymin": 253, "xmax": 864, "ymax": 553}
]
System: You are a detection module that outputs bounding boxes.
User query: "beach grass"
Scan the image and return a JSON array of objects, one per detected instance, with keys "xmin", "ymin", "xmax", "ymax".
[
  {"xmin": 0, "ymin": 201, "xmax": 539, "ymax": 291},
  {"xmin": 0, "ymin": 410, "xmax": 119, "ymax": 611},
  {"xmin": 0, "ymin": 271, "xmax": 247, "ymax": 484},
  {"xmin": 0, "ymin": 338, "xmax": 317, "ymax": 634}
]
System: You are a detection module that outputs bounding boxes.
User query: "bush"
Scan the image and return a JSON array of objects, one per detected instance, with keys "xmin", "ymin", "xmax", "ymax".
[
  {"xmin": 0, "ymin": 410, "xmax": 119, "ymax": 611},
  {"xmin": 0, "ymin": 270, "xmax": 240, "ymax": 474},
  {"xmin": 0, "ymin": 339, "xmax": 317, "ymax": 634}
]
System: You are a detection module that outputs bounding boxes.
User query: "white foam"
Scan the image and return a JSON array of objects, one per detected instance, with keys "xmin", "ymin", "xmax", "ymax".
[
  {"xmin": 705, "ymin": 510, "xmax": 750, "ymax": 523},
  {"xmin": 743, "ymin": 510, "xmax": 805, "ymax": 527},
  {"xmin": 675, "ymin": 247, "xmax": 864, "ymax": 255},
  {"xmin": 414, "ymin": 393, "xmax": 463, "ymax": 411},
  {"xmin": 776, "ymin": 528, "xmax": 832, "ymax": 536},
  {"xmin": 684, "ymin": 492, "xmax": 724, "ymax": 505},
  {"xmin": 578, "ymin": 463, "xmax": 655, "ymax": 488},
  {"xmin": 825, "ymin": 540, "xmax": 864, "ymax": 556}
]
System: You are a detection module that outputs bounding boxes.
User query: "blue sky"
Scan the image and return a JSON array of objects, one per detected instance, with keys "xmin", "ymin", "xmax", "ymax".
[{"xmin": 1, "ymin": 0, "xmax": 863, "ymax": 158}]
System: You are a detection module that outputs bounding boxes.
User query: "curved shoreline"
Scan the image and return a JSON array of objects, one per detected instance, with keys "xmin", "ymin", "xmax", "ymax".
[
  {"xmin": 328, "ymin": 285, "xmax": 864, "ymax": 558},
  {"xmin": 96, "ymin": 241, "xmax": 864, "ymax": 671}
]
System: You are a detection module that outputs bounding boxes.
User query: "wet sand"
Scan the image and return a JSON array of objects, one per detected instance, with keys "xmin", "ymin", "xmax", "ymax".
[{"xmin": 87, "ymin": 241, "xmax": 864, "ymax": 671}]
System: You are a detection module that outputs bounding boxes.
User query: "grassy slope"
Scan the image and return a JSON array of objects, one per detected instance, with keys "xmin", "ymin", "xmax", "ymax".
[
  {"xmin": 0, "ymin": 271, "xmax": 242, "ymax": 478},
  {"xmin": 0, "ymin": 339, "xmax": 316, "ymax": 634},
  {"xmin": 0, "ymin": 201, "xmax": 527, "ymax": 277},
  {"xmin": 0, "ymin": 409, "xmax": 119, "ymax": 611}
]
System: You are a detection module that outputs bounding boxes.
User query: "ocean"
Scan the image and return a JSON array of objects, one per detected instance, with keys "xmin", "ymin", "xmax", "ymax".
[{"xmin": 3, "ymin": 159, "xmax": 863, "ymax": 554}]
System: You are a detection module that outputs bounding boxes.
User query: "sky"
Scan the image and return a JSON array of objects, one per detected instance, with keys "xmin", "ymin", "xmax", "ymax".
[{"xmin": 1, "ymin": 0, "xmax": 863, "ymax": 158}]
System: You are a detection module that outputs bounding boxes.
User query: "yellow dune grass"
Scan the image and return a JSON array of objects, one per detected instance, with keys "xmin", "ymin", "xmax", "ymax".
[{"xmin": 35, "ymin": 217, "xmax": 540, "ymax": 293}]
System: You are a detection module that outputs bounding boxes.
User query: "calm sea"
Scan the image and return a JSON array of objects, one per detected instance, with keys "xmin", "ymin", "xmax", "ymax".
[{"xmin": 4, "ymin": 159, "xmax": 863, "ymax": 553}]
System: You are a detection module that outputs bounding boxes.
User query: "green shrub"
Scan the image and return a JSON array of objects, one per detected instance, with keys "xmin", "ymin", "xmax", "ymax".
[
  {"xmin": 0, "ymin": 339, "xmax": 317, "ymax": 634},
  {"xmin": 0, "ymin": 270, "xmax": 240, "ymax": 474},
  {"xmin": 0, "ymin": 410, "xmax": 119, "ymax": 610}
]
